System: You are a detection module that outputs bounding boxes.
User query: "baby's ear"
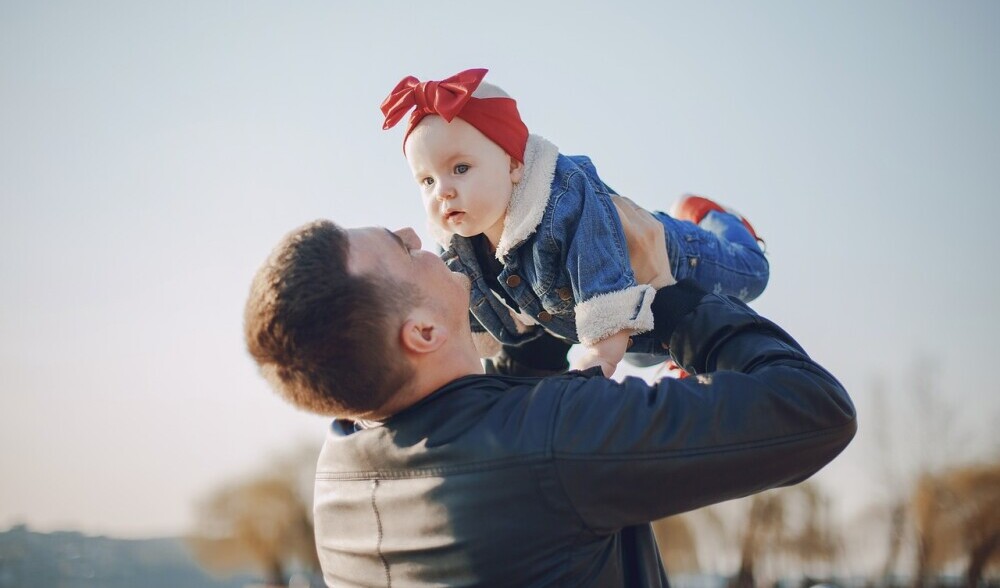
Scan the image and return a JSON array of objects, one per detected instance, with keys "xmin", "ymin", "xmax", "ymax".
[{"xmin": 509, "ymin": 157, "xmax": 524, "ymax": 184}]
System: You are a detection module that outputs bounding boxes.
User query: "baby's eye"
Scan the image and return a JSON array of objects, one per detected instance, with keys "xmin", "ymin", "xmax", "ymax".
[
  {"xmin": 454, "ymin": 164, "xmax": 469, "ymax": 174},
  {"xmin": 421, "ymin": 177, "xmax": 435, "ymax": 187}
]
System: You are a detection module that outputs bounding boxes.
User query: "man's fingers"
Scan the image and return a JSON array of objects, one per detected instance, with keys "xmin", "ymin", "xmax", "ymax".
[
  {"xmin": 612, "ymin": 195, "xmax": 639, "ymax": 215},
  {"xmin": 616, "ymin": 195, "xmax": 639, "ymax": 209},
  {"xmin": 613, "ymin": 195, "xmax": 656, "ymax": 231},
  {"xmin": 611, "ymin": 194, "xmax": 675, "ymax": 289},
  {"xmin": 611, "ymin": 195, "xmax": 644, "ymax": 228}
]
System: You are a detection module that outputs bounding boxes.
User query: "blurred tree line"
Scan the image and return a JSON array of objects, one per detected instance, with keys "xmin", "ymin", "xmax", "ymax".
[
  {"xmin": 185, "ymin": 454, "xmax": 997, "ymax": 587},
  {"xmin": 186, "ymin": 446, "xmax": 320, "ymax": 587}
]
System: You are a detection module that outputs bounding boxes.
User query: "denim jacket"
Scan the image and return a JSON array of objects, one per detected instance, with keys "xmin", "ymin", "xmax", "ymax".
[{"xmin": 435, "ymin": 135, "xmax": 656, "ymax": 351}]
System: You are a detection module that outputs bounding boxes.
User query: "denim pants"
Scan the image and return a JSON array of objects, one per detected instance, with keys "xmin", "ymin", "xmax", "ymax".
[{"xmin": 624, "ymin": 210, "xmax": 769, "ymax": 364}]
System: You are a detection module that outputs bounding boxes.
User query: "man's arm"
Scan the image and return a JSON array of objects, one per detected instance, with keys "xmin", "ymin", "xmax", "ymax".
[{"xmin": 546, "ymin": 279, "xmax": 857, "ymax": 533}]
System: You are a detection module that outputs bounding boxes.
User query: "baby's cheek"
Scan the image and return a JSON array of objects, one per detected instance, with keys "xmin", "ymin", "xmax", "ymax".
[{"xmin": 424, "ymin": 202, "xmax": 447, "ymax": 230}]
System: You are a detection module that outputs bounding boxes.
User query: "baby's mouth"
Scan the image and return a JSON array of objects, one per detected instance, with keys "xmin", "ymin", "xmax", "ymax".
[{"xmin": 444, "ymin": 210, "xmax": 465, "ymax": 223}]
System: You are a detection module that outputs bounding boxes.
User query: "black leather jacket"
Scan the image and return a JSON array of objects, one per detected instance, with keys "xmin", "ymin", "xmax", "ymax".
[{"xmin": 313, "ymin": 281, "xmax": 857, "ymax": 587}]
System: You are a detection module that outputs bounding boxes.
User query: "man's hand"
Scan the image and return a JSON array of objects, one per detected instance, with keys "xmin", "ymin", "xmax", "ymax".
[{"xmin": 612, "ymin": 195, "xmax": 676, "ymax": 289}]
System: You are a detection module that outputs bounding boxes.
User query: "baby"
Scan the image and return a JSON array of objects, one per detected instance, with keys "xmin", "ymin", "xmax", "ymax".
[{"xmin": 381, "ymin": 68, "xmax": 769, "ymax": 376}]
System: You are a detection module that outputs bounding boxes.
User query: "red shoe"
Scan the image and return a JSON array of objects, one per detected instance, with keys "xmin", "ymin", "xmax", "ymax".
[{"xmin": 670, "ymin": 194, "xmax": 761, "ymax": 243}]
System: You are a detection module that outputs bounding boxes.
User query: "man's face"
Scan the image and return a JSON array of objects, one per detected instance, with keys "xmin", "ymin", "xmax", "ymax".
[
  {"xmin": 346, "ymin": 226, "xmax": 471, "ymax": 321},
  {"xmin": 404, "ymin": 116, "xmax": 518, "ymax": 246}
]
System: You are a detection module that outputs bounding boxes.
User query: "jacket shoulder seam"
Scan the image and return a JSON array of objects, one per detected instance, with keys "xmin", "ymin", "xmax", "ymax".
[{"xmin": 315, "ymin": 453, "xmax": 549, "ymax": 481}]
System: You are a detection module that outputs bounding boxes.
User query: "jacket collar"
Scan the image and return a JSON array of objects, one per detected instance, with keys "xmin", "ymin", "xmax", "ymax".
[{"xmin": 432, "ymin": 134, "xmax": 559, "ymax": 260}]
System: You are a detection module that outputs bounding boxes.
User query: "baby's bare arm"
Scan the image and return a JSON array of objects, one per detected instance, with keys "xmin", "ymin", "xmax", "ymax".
[{"xmin": 572, "ymin": 329, "xmax": 633, "ymax": 378}]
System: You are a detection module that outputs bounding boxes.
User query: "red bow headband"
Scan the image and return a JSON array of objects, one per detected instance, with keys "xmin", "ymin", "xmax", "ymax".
[{"xmin": 380, "ymin": 68, "xmax": 529, "ymax": 163}]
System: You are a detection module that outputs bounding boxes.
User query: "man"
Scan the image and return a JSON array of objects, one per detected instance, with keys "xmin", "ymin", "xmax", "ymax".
[{"xmin": 244, "ymin": 199, "xmax": 856, "ymax": 587}]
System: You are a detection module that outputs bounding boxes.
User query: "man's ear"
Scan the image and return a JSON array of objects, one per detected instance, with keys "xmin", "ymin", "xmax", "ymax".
[
  {"xmin": 509, "ymin": 157, "xmax": 524, "ymax": 184},
  {"xmin": 399, "ymin": 311, "xmax": 448, "ymax": 355}
]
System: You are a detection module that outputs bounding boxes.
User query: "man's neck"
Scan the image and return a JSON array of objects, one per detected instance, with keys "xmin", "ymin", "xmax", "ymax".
[
  {"xmin": 412, "ymin": 350, "xmax": 484, "ymax": 400},
  {"xmin": 379, "ymin": 342, "xmax": 485, "ymax": 418}
]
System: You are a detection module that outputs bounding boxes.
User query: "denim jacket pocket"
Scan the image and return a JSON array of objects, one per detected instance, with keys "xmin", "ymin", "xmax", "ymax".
[{"xmin": 537, "ymin": 282, "xmax": 575, "ymax": 315}]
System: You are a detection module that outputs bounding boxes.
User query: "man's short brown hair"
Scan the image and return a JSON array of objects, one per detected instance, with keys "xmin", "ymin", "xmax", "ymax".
[{"xmin": 244, "ymin": 220, "xmax": 414, "ymax": 417}]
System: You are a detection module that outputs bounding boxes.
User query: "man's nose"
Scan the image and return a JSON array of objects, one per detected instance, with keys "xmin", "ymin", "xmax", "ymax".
[{"xmin": 394, "ymin": 227, "xmax": 421, "ymax": 249}]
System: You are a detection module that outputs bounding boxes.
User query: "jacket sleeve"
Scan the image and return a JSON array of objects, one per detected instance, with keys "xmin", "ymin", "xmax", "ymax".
[
  {"xmin": 483, "ymin": 330, "xmax": 573, "ymax": 376},
  {"xmin": 547, "ymin": 282, "xmax": 857, "ymax": 533},
  {"xmin": 551, "ymin": 170, "xmax": 655, "ymax": 345}
]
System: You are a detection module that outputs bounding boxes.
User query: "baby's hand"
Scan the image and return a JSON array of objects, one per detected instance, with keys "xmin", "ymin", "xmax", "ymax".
[
  {"xmin": 571, "ymin": 330, "xmax": 632, "ymax": 378},
  {"xmin": 572, "ymin": 352, "xmax": 618, "ymax": 378}
]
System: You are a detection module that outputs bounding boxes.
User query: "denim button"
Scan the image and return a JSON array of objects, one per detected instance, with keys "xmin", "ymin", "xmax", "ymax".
[
  {"xmin": 505, "ymin": 275, "xmax": 522, "ymax": 287},
  {"xmin": 689, "ymin": 258, "xmax": 698, "ymax": 267},
  {"xmin": 556, "ymin": 287, "xmax": 572, "ymax": 301},
  {"xmin": 538, "ymin": 311, "xmax": 553, "ymax": 322}
]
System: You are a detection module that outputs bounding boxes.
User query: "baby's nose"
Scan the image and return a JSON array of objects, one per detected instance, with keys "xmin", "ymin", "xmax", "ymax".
[{"xmin": 434, "ymin": 180, "xmax": 455, "ymax": 200}]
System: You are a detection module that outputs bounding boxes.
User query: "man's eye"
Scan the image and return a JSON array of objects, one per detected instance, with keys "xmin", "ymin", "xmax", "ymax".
[{"xmin": 454, "ymin": 164, "xmax": 469, "ymax": 174}]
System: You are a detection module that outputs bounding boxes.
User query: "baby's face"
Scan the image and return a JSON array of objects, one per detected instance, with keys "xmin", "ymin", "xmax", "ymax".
[{"xmin": 405, "ymin": 116, "xmax": 522, "ymax": 246}]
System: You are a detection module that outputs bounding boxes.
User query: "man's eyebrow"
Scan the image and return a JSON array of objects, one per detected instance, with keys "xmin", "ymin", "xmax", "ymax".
[{"xmin": 384, "ymin": 229, "xmax": 408, "ymax": 254}]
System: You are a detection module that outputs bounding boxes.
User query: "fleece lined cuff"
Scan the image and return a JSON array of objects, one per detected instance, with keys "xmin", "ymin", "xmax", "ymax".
[
  {"xmin": 575, "ymin": 284, "xmax": 656, "ymax": 346},
  {"xmin": 651, "ymin": 279, "xmax": 708, "ymax": 347}
]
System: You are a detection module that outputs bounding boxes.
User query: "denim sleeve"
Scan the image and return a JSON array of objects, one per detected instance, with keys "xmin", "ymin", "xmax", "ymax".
[
  {"xmin": 566, "ymin": 154, "xmax": 618, "ymax": 196},
  {"xmin": 550, "ymin": 171, "xmax": 655, "ymax": 345}
]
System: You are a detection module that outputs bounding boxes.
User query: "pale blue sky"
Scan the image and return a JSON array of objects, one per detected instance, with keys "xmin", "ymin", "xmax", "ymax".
[{"xmin": 1, "ymin": 1, "xmax": 998, "ymax": 538}]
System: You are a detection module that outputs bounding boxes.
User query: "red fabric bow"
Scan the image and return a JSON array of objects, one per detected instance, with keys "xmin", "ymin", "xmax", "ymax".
[
  {"xmin": 379, "ymin": 68, "xmax": 529, "ymax": 163},
  {"xmin": 381, "ymin": 68, "xmax": 488, "ymax": 130}
]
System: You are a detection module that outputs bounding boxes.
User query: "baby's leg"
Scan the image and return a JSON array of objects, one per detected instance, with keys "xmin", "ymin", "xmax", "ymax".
[{"xmin": 654, "ymin": 196, "xmax": 769, "ymax": 302}]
